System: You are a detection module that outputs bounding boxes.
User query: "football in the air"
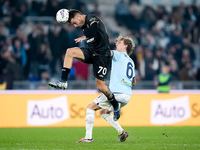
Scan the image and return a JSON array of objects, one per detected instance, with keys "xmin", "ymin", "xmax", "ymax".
[{"xmin": 56, "ymin": 9, "xmax": 69, "ymax": 24}]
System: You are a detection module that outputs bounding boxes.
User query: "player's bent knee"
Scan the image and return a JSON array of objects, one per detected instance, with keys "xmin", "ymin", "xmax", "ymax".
[
  {"xmin": 66, "ymin": 47, "xmax": 84, "ymax": 59},
  {"xmin": 100, "ymin": 109, "xmax": 111, "ymax": 115},
  {"xmin": 87, "ymin": 103, "xmax": 93, "ymax": 109},
  {"xmin": 87, "ymin": 102, "xmax": 100, "ymax": 110},
  {"xmin": 66, "ymin": 48, "xmax": 78, "ymax": 56},
  {"xmin": 66, "ymin": 48, "xmax": 74, "ymax": 57}
]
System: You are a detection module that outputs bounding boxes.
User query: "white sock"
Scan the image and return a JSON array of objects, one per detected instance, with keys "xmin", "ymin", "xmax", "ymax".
[
  {"xmin": 85, "ymin": 108, "xmax": 95, "ymax": 139},
  {"xmin": 101, "ymin": 113, "xmax": 123, "ymax": 135}
]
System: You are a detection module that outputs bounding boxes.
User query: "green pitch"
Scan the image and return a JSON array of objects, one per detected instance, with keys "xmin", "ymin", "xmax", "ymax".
[{"xmin": 0, "ymin": 127, "xmax": 199, "ymax": 150}]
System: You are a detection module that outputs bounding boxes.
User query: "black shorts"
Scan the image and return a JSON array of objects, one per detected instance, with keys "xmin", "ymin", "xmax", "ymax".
[{"xmin": 80, "ymin": 47, "xmax": 111, "ymax": 81}]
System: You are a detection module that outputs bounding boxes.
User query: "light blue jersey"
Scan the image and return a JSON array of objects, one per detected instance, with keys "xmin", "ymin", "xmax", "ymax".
[{"xmin": 109, "ymin": 50, "xmax": 135, "ymax": 96}]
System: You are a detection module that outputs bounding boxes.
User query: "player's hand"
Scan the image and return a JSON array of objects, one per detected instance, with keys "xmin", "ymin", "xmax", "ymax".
[{"xmin": 74, "ymin": 36, "xmax": 86, "ymax": 43}]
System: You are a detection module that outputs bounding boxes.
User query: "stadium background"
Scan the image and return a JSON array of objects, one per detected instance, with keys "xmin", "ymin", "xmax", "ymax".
[
  {"xmin": 0, "ymin": 0, "xmax": 200, "ymax": 150},
  {"xmin": 0, "ymin": 0, "xmax": 199, "ymax": 90},
  {"xmin": 0, "ymin": 0, "xmax": 200, "ymax": 127},
  {"xmin": 0, "ymin": 1, "xmax": 200, "ymax": 149}
]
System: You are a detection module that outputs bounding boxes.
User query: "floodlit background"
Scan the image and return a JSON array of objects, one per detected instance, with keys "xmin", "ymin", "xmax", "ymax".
[
  {"xmin": 0, "ymin": 2, "xmax": 199, "ymax": 149},
  {"xmin": 0, "ymin": 0, "xmax": 199, "ymax": 90}
]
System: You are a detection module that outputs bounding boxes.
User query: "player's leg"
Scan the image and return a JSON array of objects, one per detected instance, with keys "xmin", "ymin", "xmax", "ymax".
[
  {"xmin": 100, "ymin": 109, "xmax": 123, "ymax": 134},
  {"xmin": 62, "ymin": 47, "xmax": 85, "ymax": 79},
  {"xmin": 100, "ymin": 109, "xmax": 128, "ymax": 142},
  {"xmin": 93, "ymin": 53, "xmax": 120, "ymax": 120},
  {"xmin": 95, "ymin": 78, "xmax": 120, "ymax": 120},
  {"xmin": 77, "ymin": 102, "xmax": 100, "ymax": 143},
  {"xmin": 48, "ymin": 47, "xmax": 86, "ymax": 89},
  {"xmin": 85, "ymin": 102, "xmax": 100, "ymax": 140}
]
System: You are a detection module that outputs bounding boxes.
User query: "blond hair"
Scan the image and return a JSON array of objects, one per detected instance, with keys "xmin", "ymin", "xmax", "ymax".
[{"xmin": 115, "ymin": 35, "xmax": 135, "ymax": 55}]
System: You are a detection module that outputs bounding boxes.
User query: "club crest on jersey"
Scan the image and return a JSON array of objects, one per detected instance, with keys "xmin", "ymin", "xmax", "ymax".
[{"xmin": 89, "ymin": 17, "xmax": 96, "ymax": 22}]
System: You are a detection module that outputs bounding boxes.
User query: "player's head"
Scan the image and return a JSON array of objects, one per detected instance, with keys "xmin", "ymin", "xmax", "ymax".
[
  {"xmin": 162, "ymin": 61, "xmax": 170, "ymax": 74},
  {"xmin": 68, "ymin": 9, "xmax": 85, "ymax": 28},
  {"xmin": 115, "ymin": 35, "xmax": 135, "ymax": 55}
]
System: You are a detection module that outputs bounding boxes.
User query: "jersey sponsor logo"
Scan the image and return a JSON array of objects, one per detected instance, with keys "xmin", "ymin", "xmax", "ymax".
[
  {"xmin": 121, "ymin": 79, "xmax": 132, "ymax": 87},
  {"xmin": 27, "ymin": 96, "xmax": 69, "ymax": 126},
  {"xmin": 150, "ymin": 96, "xmax": 191, "ymax": 125},
  {"xmin": 87, "ymin": 37, "xmax": 94, "ymax": 43}
]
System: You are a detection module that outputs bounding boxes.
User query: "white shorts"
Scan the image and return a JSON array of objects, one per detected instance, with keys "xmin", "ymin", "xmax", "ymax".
[{"xmin": 93, "ymin": 93, "xmax": 131, "ymax": 112}]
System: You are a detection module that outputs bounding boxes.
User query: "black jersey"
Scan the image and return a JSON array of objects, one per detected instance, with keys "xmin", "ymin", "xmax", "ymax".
[{"xmin": 81, "ymin": 14, "xmax": 110, "ymax": 54}]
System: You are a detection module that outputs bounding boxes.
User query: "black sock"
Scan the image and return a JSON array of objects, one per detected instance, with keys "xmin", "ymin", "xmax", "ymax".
[
  {"xmin": 108, "ymin": 94, "xmax": 118, "ymax": 110},
  {"xmin": 61, "ymin": 67, "xmax": 71, "ymax": 81}
]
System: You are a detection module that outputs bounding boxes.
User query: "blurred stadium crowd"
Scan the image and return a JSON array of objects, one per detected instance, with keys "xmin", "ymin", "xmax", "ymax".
[{"xmin": 0, "ymin": 0, "xmax": 199, "ymax": 89}]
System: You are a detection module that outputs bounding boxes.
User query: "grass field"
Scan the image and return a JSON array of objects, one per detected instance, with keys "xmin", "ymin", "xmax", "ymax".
[{"xmin": 0, "ymin": 127, "xmax": 200, "ymax": 150}]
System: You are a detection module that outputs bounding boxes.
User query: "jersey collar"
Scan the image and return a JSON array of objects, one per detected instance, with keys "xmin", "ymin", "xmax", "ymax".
[{"xmin": 81, "ymin": 15, "xmax": 88, "ymax": 29}]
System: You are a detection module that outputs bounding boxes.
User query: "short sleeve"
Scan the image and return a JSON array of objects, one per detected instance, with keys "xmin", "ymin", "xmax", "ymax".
[
  {"xmin": 112, "ymin": 50, "xmax": 121, "ymax": 61},
  {"xmin": 88, "ymin": 15, "xmax": 98, "ymax": 26}
]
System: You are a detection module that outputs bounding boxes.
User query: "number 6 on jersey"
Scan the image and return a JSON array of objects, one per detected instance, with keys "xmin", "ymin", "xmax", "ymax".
[{"xmin": 126, "ymin": 62, "xmax": 133, "ymax": 79}]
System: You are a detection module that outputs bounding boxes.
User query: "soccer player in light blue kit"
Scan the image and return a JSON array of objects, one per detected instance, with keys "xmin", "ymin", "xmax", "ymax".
[{"xmin": 77, "ymin": 35, "xmax": 136, "ymax": 143}]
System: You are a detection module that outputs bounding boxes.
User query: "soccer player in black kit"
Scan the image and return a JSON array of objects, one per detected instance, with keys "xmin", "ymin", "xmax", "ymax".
[{"xmin": 48, "ymin": 9, "xmax": 120, "ymax": 121}]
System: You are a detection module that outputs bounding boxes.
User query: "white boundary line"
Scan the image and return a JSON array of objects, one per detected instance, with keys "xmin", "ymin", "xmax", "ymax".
[{"xmin": 0, "ymin": 90, "xmax": 199, "ymax": 94}]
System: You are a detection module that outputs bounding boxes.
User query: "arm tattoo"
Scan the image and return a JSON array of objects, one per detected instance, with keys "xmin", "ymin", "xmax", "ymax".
[{"xmin": 104, "ymin": 91, "xmax": 112, "ymax": 99}]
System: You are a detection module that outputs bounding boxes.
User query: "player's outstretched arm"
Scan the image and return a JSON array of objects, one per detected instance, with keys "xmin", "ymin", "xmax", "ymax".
[{"xmin": 74, "ymin": 36, "xmax": 86, "ymax": 43}]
